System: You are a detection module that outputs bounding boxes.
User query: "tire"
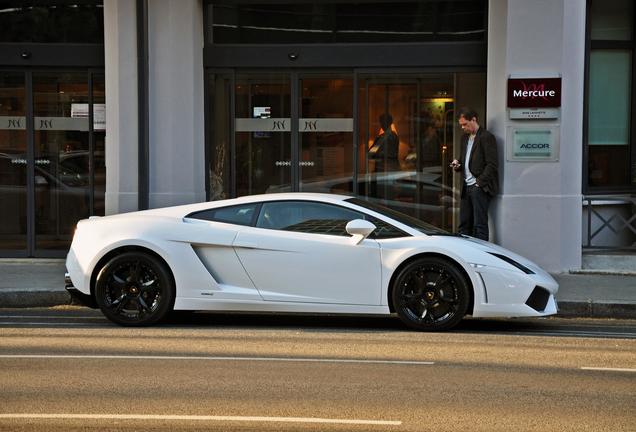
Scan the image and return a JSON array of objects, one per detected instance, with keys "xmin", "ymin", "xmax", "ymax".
[
  {"xmin": 392, "ymin": 256, "xmax": 470, "ymax": 331},
  {"xmin": 95, "ymin": 252, "xmax": 175, "ymax": 326}
]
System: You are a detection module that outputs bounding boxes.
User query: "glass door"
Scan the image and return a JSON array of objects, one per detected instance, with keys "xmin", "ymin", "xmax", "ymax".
[
  {"xmin": 299, "ymin": 75, "xmax": 354, "ymax": 194},
  {"xmin": 222, "ymin": 72, "xmax": 354, "ymax": 196},
  {"xmin": 207, "ymin": 70, "xmax": 484, "ymax": 231},
  {"xmin": 0, "ymin": 72, "xmax": 27, "ymax": 253},
  {"xmin": 234, "ymin": 73, "xmax": 291, "ymax": 196},
  {"xmin": 0, "ymin": 70, "xmax": 105, "ymax": 257},
  {"xmin": 358, "ymin": 74, "xmax": 456, "ymax": 230},
  {"xmin": 33, "ymin": 72, "xmax": 91, "ymax": 251}
]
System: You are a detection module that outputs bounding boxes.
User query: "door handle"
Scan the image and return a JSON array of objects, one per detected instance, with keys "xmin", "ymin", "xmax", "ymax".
[
  {"xmin": 275, "ymin": 161, "xmax": 291, "ymax": 167},
  {"xmin": 299, "ymin": 161, "xmax": 315, "ymax": 167}
]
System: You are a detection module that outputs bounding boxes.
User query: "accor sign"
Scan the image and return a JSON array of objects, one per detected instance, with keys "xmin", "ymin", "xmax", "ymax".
[{"xmin": 507, "ymin": 78, "xmax": 561, "ymax": 108}]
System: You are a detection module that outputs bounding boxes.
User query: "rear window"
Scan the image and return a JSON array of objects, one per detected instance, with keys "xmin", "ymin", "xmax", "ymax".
[{"xmin": 186, "ymin": 203, "xmax": 258, "ymax": 226}]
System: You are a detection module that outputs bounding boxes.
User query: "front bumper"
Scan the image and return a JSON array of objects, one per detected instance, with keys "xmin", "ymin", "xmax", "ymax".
[{"xmin": 471, "ymin": 266, "xmax": 559, "ymax": 318}]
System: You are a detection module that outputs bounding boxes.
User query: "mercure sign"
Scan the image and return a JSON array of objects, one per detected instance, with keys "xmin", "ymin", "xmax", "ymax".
[{"xmin": 507, "ymin": 78, "xmax": 561, "ymax": 108}]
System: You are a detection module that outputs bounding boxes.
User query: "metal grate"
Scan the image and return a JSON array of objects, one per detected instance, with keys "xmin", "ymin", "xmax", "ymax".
[{"xmin": 583, "ymin": 195, "xmax": 636, "ymax": 250}]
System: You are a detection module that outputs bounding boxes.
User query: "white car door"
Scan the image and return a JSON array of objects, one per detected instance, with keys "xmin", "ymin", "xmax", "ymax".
[
  {"xmin": 184, "ymin": 203, "xmax": 263, "ymax": 301},
  {"xmin": 233, "ymin": 201, "xmax": 382, "ymax": 305}
]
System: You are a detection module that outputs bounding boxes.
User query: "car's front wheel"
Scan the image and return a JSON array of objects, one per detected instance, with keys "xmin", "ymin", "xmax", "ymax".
[
  {"xmin": 392, "ymin": 257, "xmax": 470, "ymax": 331},
  {"xmin": 95, "ymin": 252, "xmax": 174, "ymax": 326}
]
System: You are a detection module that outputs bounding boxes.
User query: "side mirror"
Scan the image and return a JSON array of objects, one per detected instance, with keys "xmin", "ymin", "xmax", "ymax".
[{"xmin": 346, "ymin": 219, "xmax": 376, "ymax": 245}]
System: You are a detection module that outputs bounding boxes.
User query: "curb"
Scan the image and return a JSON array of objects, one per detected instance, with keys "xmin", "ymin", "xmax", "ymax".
[
  {"xmin": 0, "ymin": 291, "xmax": 72, "ymax": 308},
  {"xmin": 557, "ymin": 301, "xmax": 636, "ymax": 319}
]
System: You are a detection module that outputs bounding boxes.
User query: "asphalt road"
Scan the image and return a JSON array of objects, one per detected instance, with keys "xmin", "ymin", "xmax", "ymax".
[{"xmin": 0, "ymin": 307, "xmax": 635, "ymax": 432}]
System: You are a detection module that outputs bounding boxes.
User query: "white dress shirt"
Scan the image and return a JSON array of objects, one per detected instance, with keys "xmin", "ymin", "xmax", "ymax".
[{"xmin": 464, "ymin": 134, "xmax": 477, "ymax": 186}]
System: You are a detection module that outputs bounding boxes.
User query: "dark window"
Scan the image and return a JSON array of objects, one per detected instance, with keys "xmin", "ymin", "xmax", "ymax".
[
  {"xmin": 367, "ymin": 217, "xmax": 409, "ymax": 239},
  {"xmin": 207, "ymin": 1, "xmax": 486, "ymax": 44},
  {"xmin": 347, "ymin": 197, "xmax": 447, "ymax": 235},
  {"xmin": 585, "ymin": 0, "xmax": 635, "ymax": 192},
  {"xmin": 0, "ymin": 1, "xmax": 104, "ymax": 43},
  {"xmin": 256, "ymin": 201, "xmax": 362, "ymax": 235},
  {"xmin": 255, "ymin": 200, "xmax": 408, "ymax": 238},
  {"xmin": 187, "ymin": 203, "xmax": 258, "ymax": 226}
]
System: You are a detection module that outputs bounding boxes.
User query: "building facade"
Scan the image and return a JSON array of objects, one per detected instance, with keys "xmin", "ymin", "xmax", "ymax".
[{"xmin": 0, "ymin": 0, "xmax": 634, "ymax": 273}]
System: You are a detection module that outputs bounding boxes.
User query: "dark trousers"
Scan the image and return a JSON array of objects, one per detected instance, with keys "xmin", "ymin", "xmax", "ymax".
[{"xmin": 459, "ymin": 185, "xmax": 491, "ymax": 241}]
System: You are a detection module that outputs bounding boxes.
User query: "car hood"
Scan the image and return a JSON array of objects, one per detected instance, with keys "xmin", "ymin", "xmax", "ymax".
[{"xmin": 425, "ymin": 234, "xmax": 550, "ymax": 276}]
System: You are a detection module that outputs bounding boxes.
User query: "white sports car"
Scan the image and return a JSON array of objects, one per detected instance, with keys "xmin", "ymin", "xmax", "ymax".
[{"xmin": 65, "ymin": 193, "xmax": 558, "ymax": 331}]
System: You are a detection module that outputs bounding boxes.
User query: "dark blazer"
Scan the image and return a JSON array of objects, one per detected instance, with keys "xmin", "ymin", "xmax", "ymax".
[{"xmin": 457, "ymin": 127, "xmax": 499, "ymax": 197}]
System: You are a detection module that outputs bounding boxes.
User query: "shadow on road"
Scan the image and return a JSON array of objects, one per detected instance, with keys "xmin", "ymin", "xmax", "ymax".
[
  {"xmin": 2, "ymin": 307, "xmax": 634, "ymax": 338},
  {"xmin": 162, "ymin": 311, "xmax": 636, "ymax": 338}
]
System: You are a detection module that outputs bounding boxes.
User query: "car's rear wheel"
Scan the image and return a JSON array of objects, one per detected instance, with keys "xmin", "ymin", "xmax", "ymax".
[
  {"xmin": 392, "ymin": 256, "xmax": 470, "ymax": 331},
  {"xmin": 95, "ymin": 252, "xmax": 174, "ymax": 326}
]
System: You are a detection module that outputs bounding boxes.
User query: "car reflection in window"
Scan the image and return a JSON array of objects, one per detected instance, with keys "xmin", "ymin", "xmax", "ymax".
[{"xmin": 267, "ymin": 167, "xmax": 458, "ymax": 229}]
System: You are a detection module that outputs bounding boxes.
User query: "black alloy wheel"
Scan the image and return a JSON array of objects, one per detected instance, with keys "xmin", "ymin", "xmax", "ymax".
[
  {"xmin": 392, "ymin": 257, "xmax": 470, "ymax": 331},
  {"xmin": 95, "ymin": 252, "xmax": 174, "ymax": 326}
]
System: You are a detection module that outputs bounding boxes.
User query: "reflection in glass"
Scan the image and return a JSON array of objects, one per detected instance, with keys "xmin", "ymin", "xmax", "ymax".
[
  {"xmin": 33, "ymin": 73, "xmax": 90, "ymax": 250},
  {"xmin": 358, "ymin": 75, "xmax": 456, "ymax": 230},
  {"xmin": 0, "ymin": 73, "xmax": 27, "ymax": 251},
  {"xmin": 235, "ymin": 74, "xmax": 291, "ymax": 196},
  {"xmin": 299, "ymin": 76, "xmax": 353, "ymax": 195},
  {"xmin": 0, "ymin": 2, "xmax": 104, "ymax": 43},
  {"xmin": 93, "ymin": 74, "xmax": 106, "ymax": 216},
  {"xmin": 209, "ymin": 1, "xmax": 486, "ymax": 44},
  {"xmin": 209, "ymin": 74, "xmax": 232, "ymax": 200}
]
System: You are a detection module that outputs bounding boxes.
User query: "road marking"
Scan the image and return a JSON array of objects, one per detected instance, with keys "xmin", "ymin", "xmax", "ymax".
[
  {"xmin": 0, "ymin": 414, "xmax": 401, "ymax": 426},
  {"xmin": 497, "ymin": 330, "xmax": 636, "ymax": 339},
  {"xmin": 0, "ymin": 315, "xmax": 103, "ymax": 320},
  {"xmin": 0, "ymin": 354, "xmax": 433, "ymax": 366},
  {"xmin": 581, "ymin": 367, "xmax": 636, "ymax": 373},
  {"xmin": 0, "ymin": 322, "xmax": 101, "ymax": 326}
]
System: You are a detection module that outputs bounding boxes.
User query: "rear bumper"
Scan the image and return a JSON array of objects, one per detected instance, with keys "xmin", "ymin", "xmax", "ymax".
[
  {"xmin": 65, "ymin": 272, "xmax": 98, "ymax": 309},
  {"xmin": 64, "ymin": 272, "xmax": 73, "ymax": 289}
]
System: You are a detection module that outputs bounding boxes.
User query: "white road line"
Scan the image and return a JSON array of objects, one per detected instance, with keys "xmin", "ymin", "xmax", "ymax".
[
  {"xmin": 0, "ymin": 354, "xmax": 433, "ymax": 366},
  {"xmin": 581, "ymin": 367, "xmax": 636, "ymax": 373},
  {"xmin": 510, "ymin": 331, "xmax": 636, "ymax": 338},
  {"xmin": 0, "ymin": 315, "xmax": 103, "ymax": 320},
  {"xmin": 538, "ymin": 330, "xmax": 635, "ymax": 335},
  {"xmin": 0, "ymin": 414, "xmax": 401, "ymax": 425},
  {"xmin": 0, "ymin": 322, "xmax": 101, "ymax": 326}
]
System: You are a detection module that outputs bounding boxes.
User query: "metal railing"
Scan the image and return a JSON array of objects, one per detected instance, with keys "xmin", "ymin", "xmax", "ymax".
[{"xmin": 583, "ymin": 195, "xmax": 636, "ymax": 250}]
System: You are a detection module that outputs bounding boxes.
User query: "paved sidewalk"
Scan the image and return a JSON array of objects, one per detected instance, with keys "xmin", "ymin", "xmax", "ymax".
[
  {"xmin": 0, "ymin": 259, "xmax": 634, "ymax": 318},
  {"xmin": 0, "ymin": 259, "xmax": 70, "ymax": 308}
]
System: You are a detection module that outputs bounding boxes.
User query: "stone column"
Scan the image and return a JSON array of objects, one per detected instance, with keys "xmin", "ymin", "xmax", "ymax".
[
  {"xmin": 487, "ymin": 0, "xmax": 586, "ymax": 272},
  {"xmin": 147, "ymin": 0, "xmax": 206, "ymax": 208},
  {"xmin": 103, "ymin": 0, "xmax": 139, "ymax": 215}
]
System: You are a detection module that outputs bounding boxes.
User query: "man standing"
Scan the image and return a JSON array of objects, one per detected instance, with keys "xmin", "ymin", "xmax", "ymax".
[{"xmin": 450, "ymin": 107, "xmax": 499, "ymax": 241}]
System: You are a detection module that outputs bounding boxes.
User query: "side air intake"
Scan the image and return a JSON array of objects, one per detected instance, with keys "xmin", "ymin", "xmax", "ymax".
[{"xmin": 525, "ymin": 286, "xmax": 550, "ymax": 312}]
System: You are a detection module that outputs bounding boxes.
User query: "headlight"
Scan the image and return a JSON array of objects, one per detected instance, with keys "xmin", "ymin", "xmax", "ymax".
[{"xmin": 488, "ymin": 252, "xmax": 534, "ymax": 274}]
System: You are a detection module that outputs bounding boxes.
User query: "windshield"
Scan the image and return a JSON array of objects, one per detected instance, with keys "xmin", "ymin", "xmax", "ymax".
[{"xmin": 346, "ymin": 197, "xmax": 449, "ymax": 235}]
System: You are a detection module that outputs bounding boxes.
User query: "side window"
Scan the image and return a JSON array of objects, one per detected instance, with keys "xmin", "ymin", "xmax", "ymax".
[
  {"xmin": 186, "ymin": 203, "xmax": 258, "ymax": 226},
  {"xmin": 256, "ymin": 201, "xmax": 364, "ymax": 236},
  {"xmin": 366, "ymin": 216, "xmax": 409, "ymax": 239}
]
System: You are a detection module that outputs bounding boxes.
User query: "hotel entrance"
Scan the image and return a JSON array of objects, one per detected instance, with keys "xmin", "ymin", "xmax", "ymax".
[
  {"xmin": 207, "ymin": 70, "xmax": 484, "ymax": 230},
  {"xmin": 203, "ymin": 0, "xmax": 487, "ymax": 229}
]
